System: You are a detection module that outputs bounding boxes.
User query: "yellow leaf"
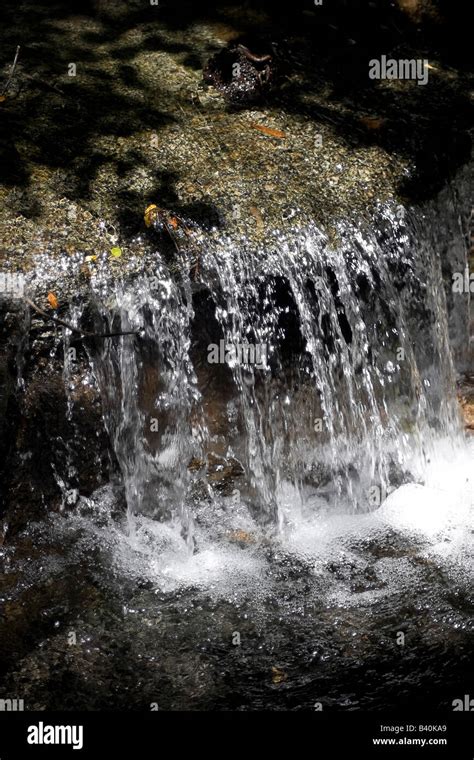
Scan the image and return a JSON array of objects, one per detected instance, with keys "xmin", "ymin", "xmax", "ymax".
[
  {"xmin": 271, "ymin": 666, "xmax": 287, "ymax": 684},
  {"xmin": 144, "ymin": 204, "xmax": 158, "ymax": 228},
  {"xmin": 47, "ymin": 292, "xmax": 58, "ymax": 309},
  {"xmin": 0, "ymin": 95, "xmax": 7, "ymax": 104},
  {"xmin": 110, "ymin": 247, "xmax": 122, "ymax": 258}
]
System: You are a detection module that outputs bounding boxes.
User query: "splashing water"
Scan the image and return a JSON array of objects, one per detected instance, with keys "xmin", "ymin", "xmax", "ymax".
[
  {"xmin": 242, "ymin": 205, "xmax": 463, "ymax": 488},
  {"xmin": 76, "ymin": 196, "xmax": 468, "ymax": 553},
  {"xmin": 87, "ymin": 266, "xmax": 203, "ymax": 546},
  {"xmin": 3, "ymin": 192, "xmax": 471, "ymax": 715}
]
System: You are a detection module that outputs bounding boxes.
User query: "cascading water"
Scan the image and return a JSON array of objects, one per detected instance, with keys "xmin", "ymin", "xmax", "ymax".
[
  {"xmin": 86, "ymin": 267, "xmax": 203, "ymax": 545},
  {"xmin": 82, "ymin": 195, "xmax": 467, "ymax": 548}
]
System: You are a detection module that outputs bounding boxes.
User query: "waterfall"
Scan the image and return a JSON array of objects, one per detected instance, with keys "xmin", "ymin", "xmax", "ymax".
[{"xmin": 84, "ymin": 195, "xmax": 466, "ymax": 537}]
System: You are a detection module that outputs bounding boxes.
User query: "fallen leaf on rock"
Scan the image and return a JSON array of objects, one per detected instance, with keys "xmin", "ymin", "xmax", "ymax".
[
  {"xmin": 271, "ymin": 666, "xmax": 287, "ymax": 684},
  {"xmin": 0, "ymin": 95, "xmax": 7, "ymax": 104},
  {"xmin": 144, "ymin": 204, "xmax": 158, "ymax": 228},
  {"xmin": 251, "ymin": 123, "xmax": 286, "ymax": 139},
  {"xmin": 47, "ymin": 292, "xmax": 58, "ymax": 309},
  {"xmin": 359, "ymin": 116, "xmax": 386, "ymax": 131}
]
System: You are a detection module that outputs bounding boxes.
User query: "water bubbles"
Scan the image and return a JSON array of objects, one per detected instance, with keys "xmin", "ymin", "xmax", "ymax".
[{"xmin": 26, "ymin": 194, "xmax": 467, "ymax": 630}]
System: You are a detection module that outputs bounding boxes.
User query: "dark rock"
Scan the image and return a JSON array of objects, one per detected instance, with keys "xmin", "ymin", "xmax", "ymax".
[
  {"xmin": 203, "ymin": 42, "xmax": 275, "ymax": 105},
  {"xmin": 0, "ymin": 322, "xmax": 111, "ymax": 539}
]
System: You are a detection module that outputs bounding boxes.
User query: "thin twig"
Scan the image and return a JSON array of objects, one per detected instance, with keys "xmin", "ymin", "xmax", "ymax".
[
  {"xmin": 1, "ymin": 45, "xmax": 20, "ymax": 97},
  {"xmin": 24, "ymin": 297, "xmax": 139, "ymax": 340},
  {"xmin": 163, "ymin": 219, "xmax": 182, "ymax": 254},
  {"xmin": 23, "ymin": 72, "xmax": 64, "ymax": 96}
]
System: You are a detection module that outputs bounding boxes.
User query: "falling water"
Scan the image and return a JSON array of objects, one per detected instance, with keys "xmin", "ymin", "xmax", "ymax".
[
  {"xmin": 80, "ymin": 194, "xmax": 466, "ymax": 542},
  {"xmin": 87, "ymin": 265, "xmax": 202, "ymax": 545},
  {"xmin": 200, "ymin": 202, "xmax": 463, "ymax": 524}
]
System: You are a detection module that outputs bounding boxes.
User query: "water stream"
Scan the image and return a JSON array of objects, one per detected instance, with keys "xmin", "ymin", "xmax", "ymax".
[
  {"xmin": 1, "ymin": 177, "xmax": 472, "ymax": 712},
  {"xmin": 83, "ymin": 195, "xmax": 467, "ymax": 548}
]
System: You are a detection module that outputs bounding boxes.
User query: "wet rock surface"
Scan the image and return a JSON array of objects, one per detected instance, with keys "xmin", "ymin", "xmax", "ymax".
[
  {"xmin": 0, "ymin": 492, "xmax": 472, "ymax": 710},
  {"xmin": 0, "ymin": 0, "xmax": 471, "ymax": 300},
  {"xmin": 203, "ymin": 41, "xmax": 276, "ymax": 105},
  {"xmin": 0, "ymin": 329, "xmax": 111, "ymax": 537}
]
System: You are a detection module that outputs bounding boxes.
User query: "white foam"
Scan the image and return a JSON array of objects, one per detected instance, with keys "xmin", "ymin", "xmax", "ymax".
[{"xmin": 68, "ymin": 437, "xmax": 473, "ymax": 604}]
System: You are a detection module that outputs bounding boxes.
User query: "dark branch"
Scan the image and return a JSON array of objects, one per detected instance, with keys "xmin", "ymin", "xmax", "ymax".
[
  {"xmin": 1, "ymin": 45, "xmax": 21, "ymax": 97},
  {"xmin": 24, "ymin": 297, "xmax": 139, "ymax": 340}
]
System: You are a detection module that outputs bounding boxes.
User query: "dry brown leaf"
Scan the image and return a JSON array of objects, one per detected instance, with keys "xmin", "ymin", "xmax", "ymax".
[
  {"xmin": 252, "ymin": 124, "xmax": 286, "ymax": 139},
  {"xmin": 47, "ymin": 292, "xmax": 59, "ymax": 309},
  {"xmin": 359, "ymin": 116, "xmax": 386, "ymax": 131}
]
